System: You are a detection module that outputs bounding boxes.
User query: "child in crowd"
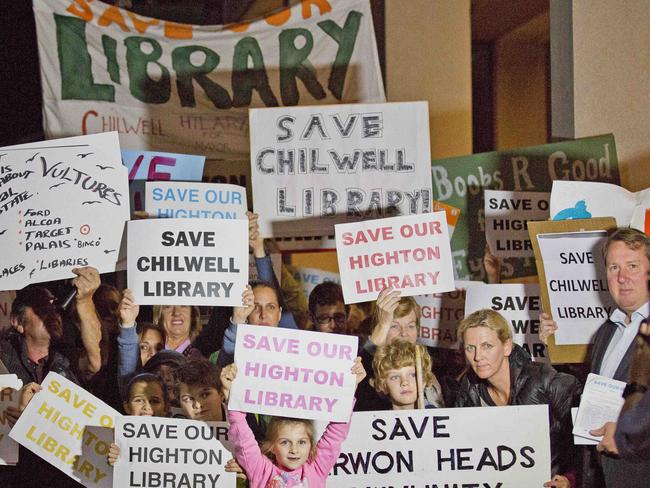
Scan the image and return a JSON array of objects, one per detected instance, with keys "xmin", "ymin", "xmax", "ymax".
[
  {"xmin": 108, "ymin": 373, "xmax": 169, "ymax": 465},
  {"xmin": 176, "ymin": 358, "xmax": 225, "ymax": 422},
  {"xmin": 220, "ymin": 358, "xmax": 366, "ymax": 488},
  {"xmin": 372, "ymin": 340, "xmax": 444, "ymax": 409},
  {"xmin": 122, "ymin": 372, "xmax": 169, "ymax": 417}
]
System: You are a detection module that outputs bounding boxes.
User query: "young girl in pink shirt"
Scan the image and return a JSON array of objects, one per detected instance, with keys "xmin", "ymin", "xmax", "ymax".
[{"xmin": 220, "ymin": 358, "xmax": 365, "ymax": 488}]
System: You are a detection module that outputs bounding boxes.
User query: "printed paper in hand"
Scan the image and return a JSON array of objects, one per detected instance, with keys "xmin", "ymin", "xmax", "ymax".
[{"xmin": 572, "ymin": 373, "xmax": 626, "ymax": 442}]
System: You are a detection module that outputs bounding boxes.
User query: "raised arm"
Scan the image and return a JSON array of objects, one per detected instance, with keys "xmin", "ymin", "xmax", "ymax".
[{"xmin": 73, "ymin": 266, "xmax": 102, "ymax": 375}]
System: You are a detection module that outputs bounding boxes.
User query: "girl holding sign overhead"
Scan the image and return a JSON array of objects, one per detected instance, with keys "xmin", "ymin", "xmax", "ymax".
[
  {"xmin": 454, "ymin": 309, "xmax": 582, "ymax": 488},
  {"xmin": 220, "ymin": 359, "xmax": 366, "ymax": 488}
]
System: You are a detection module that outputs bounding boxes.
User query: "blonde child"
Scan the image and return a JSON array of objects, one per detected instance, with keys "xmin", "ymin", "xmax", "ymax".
[
  {"xmin": 372, "ymin": 340, "xmax": 443, "ymax": 409},
  {"xmin": 220, "ymin": 357, "xmax": 366, "ymax": 488}
]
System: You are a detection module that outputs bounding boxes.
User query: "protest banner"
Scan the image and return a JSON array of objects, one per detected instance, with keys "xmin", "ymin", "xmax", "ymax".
[
  {"xmin": 122, "ymin": 149, "xmax": 205, "ymax": 213},
  {"xmin": 536, "ymin": 230, "xmax": 616, "ymax": 346},
  {"xmin": 0, "ymin": 291, "xmax": 14, "ymax": 337},
  {"xmin": 528, "ymin": 218, "xmax": 617, "ymax": 363},
  {"xmin": 9, "ymin": 372, "xmax": 119, "ymax": 488},
  {"xmin": 251, "ymin": 101, "xmax": 432, "ymax": 237},
  {"xmin": 414, "ymin": 281, "xmax": 471, "ymax": 349},
  {"xmin": 127, "ymin": 218, "xmax": 248, "ymax": 306},
  {"xmin": 335, "ymin": 212, "xmax": 455, "ymax": 304},
  {"xmin": 229, "ymin": 324, "xmax": 358, "ymax": 421},
  {"xmin": 464, "ymin": 283, "xmax": 548, "ymax": 362},
  {"xmin": 550, "ymin": 180, "xmax": 650, "ymax": 230},
  {"xmin": 145, "ymin": 182, "xmax": 247, "ymax": 220},
  {"xmin": 431, "ymin": 134, "xmax": 620, "ymax": 280},
  {"xmin": 484, "ymin": 190, "xmax": 550, "ymax": 258},
  {"xmin": 292, "ymin": 266, "xmax": 341, "ymax": 299},
  {"xmin": 113, "ymin": 417, "xmax": 234, "ymax": 488},
  {"xmin": 0, "ymin": 132, "xmax": 129, "ymax": 291},
  {"xmin": 0, "ymin": 385, "xmax": 19, "ymax": 465},
  {"xmin": 34, "ymin": 0, "xmax": 384, "ymax": 159},
  {"xmin": 330, "ymin": 405, "xmax": 551, "ymax": 486}
]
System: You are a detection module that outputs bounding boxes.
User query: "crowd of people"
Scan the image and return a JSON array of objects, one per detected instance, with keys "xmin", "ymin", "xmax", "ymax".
[{"xmin": 0, "ymin": 213, "xmax": 648, "ymax": 488}]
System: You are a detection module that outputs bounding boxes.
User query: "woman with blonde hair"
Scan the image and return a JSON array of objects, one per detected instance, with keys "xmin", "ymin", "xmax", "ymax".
[{"xmin": 454, "ymin": 309, "xmax": 581, "ymax": 488}]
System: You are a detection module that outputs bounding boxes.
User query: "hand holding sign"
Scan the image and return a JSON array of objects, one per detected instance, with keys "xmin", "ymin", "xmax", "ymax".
[
  {"xmin": 368, "ymin": 286, "xmax": 401, "ymax": 347},
  {"xmin": 232, "ymin": 285, "xmax": 254, "ymax": 325}
]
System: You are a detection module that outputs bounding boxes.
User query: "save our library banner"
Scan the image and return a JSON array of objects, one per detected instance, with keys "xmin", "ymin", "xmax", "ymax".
[{"xmin": 33, "ymin": 0, "xmax": 385, "ymax": 159}]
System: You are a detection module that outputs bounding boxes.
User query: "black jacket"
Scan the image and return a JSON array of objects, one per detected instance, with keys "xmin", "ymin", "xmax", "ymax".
[{"xmin": 454, "ymin": 344, "xmax": 581, "ymax": 477}]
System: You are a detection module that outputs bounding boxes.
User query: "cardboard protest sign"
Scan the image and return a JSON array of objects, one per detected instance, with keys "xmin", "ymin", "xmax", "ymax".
[
  {"xmin": 229, "ymin": 324, "xmax": 358, "ymax": 421},
  {"xmin": 113, "ymin": 417, "xmax": 234, "ymax": 488},
  {"xmin": 464, "ymin": 283, "xmax": 548, "ymax": 362},
  {"xmin": 484, "ymin": 190, "xmax": 550, "ymax": 258},
  {"xmin": 251, "ymin": 101, "xmax": 432, "ymax": 237},
  {"xmin": 330, "ymin": 406, "xmax": 551, "ymax": 486},
  {"xmin": 122, "ymin": 149, "xmax": 205, "ymax": 213},
  {"xmin": 0, "ymin": 132, "xmax": 129, "ymax": 291},
  {"xmin": 551, "ymin": 180, "xmax": 650, "ymax": 230},
  {"xmin": 34, "ymin": 0, "xmax": 384, "ymax": 159},
  {"xmin": 10, "ymin": 372, "xmax": 119, "ymax": 488},
  {"xmin": 431, "ymin": 134, "xmax": 620, "ymax": 280},
  {"xmin": 536, "ymin": 230, "xmax": 616, "ymax": 346},
  {"xmin": 0, "ymin": 386, "xmax": 19, "ymax": 465},
  {"xmin": 335, "ymin": 212, "xmax": 455, "ymax": 304},
  {"xmin": 146, "ymin": 182, "xmax": 247, "ymax": 220},
  {"xmin": 528, "ymin": 218, "xmax": 617, "ymax": 363},
  {"xmin": 127, "ymin": 218, "xmax": 248, "ymax": 306},
  {"xmin": 414, "ymin": 280, "xmax": 471, "ymax": 349},
  {"xmin": 292, "ymin": 266, "xmax": 341, "ymax": 299}
]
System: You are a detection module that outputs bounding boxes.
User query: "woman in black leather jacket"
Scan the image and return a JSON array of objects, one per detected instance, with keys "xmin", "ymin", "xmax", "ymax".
[{"xmin": 454, "ymin": 309, "xmax": 581, "ymax": 488}]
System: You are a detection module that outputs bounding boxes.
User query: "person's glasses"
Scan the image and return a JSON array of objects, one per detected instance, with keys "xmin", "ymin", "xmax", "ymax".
[{"xmin": 315, "ymin": 313, "xmax": 347, "ymax": 325}]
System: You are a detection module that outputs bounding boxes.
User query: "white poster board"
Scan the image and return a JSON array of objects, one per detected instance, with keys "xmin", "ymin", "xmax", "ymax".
[
  {"xmin": 229, "ymin": 324, "xmax": 358, "ymax": 422},
  {"xmin": 464, "ymin": 283, "xmax": 548, "ymax": 362},
  {"xmin": 335, "ymin": 212, "xmax": 455, "ymax": 304},
  {"xmin": 330, "ymin": 406, "xmax": 551, "ymax": 486},
  {"xmin": 484, "ymin": 190, "xmax": 550, "ymax": 258},
  {"xmin": 537, "ymin": 231, "xmax": 616, "ymax": 345},
  {"xmin": 0, "ymin": 132, "xmax": 129, "ymax": 291},
  {"xmin": 145, "ymin": 182, "xmax": 247, "ymax": 220},
  {"xmin": 414, "ymin": 281, "xmax": 471, "ymax": 349},
  {"xmin": 127, "ymin": 218, "xmax": 248, "ymax": 306},
  {"xmin": 113, "ymin": 417, "xmax": 234, "ymax": 487},
  {"xmin": 9, "ymin": 372, "xmax": 119, "ymax": 488},
  {"xmin": 0, "ymin": 386, "xmax": 19, "ymax": 465},
  {"xmin": 251, "ymin": 101, "xmax": 432, "ymax": 237},
  {"xmin": 551, "ymin": 180, "xmax": 650, "ymax": 230}
]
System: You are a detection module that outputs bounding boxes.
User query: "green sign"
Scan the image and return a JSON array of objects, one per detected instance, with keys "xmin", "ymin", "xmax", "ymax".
[{"xmin": 431, "ymin": 134, "xmax": 620, "ymax": 280}]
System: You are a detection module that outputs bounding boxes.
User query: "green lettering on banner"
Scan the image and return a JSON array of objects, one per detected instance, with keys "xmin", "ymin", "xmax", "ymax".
[
  {"xmin": 125, "ymin": 37, "xmax": 170, "ymax": 103},
  {"xmin": 318, "ymin": 10, "xmax": 362, "ymax": 100},
  {"xmin": 101, "ymin": 35, "xmax": 120, "ymax": 83},
  {"xmin": 279, "ymin": 28, "xmax": 325, "ymax": 105},
  {"xmin": 232, "ymin": 37, "xmax": 279, "ymax": 107},
  {"xmin": 55, "ymin": 14, "xmax": 114, "ymax": 101},
  {"xmin": 171, "ymin": 45, "xmax": 232, "ymax": 108}
]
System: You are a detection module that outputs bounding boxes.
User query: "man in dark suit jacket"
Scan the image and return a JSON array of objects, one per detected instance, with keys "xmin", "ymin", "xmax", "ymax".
[{"xmin": 540, "ymin": 228, "xmax": 650, "ymax": 488}]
